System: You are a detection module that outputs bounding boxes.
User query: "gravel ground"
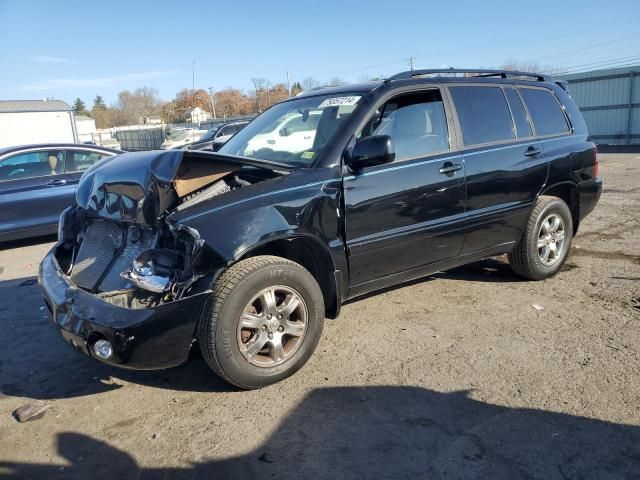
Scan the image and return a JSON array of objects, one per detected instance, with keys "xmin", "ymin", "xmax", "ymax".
[{"xmin": 0, "ymin": 153, "xmax": 638, "ymax": 479}]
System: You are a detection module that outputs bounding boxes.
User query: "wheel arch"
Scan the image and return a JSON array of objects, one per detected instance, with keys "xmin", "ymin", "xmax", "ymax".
[
  {"xmin": 236, "ymin": 234, "xmax": 341, "ymax": 319},
  {"xmin": 540, "ymin": 181, "xmax": 580, "ymax": 234}
]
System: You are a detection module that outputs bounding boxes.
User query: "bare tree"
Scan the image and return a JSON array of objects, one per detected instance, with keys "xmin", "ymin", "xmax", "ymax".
[
  {"xmin": 326, "ymin": 77, "xmax": 345, "ymax": 87},
  {"xmin": 115, "ymin": 86, "xmax": 162, "ymax": 125},
  {"xmin": 500, "ymin": 60, "xmax": 560, "ymax": 76},
  {"xmin": 301, "ymin": 77, "xmax": 320, "ymax": 91},
  {"xmin": 251, "ymin": 78, "xmax": 268, "ymax": 111}
]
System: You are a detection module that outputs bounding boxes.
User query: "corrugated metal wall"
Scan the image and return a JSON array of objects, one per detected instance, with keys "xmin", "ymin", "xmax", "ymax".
[{"xmin": 558, "ymin": 65, "xmax": 640, "ymax": 145}]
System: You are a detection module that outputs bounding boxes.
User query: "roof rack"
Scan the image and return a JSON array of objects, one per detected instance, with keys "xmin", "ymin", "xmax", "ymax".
[{"xmin": 386, "ymin": 69, "xmax": 549, "ymax": 82}]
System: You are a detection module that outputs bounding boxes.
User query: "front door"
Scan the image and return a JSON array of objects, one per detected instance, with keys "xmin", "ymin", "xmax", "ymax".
[{"xmin": 344, "ymin": 88, "xmax": 466, "ymax": 292}]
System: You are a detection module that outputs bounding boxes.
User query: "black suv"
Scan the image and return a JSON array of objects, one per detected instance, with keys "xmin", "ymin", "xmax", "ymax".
[{"xmin": 40, "ymin": 69, "xmax": 601, "ymax": 389}]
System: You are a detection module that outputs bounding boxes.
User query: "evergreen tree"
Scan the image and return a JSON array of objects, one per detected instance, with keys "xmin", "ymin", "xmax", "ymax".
[
  {"xmin": 72, "ymin": 98, "xmax": 88, "ymax": 115},
  {"xmin": 93, "ymin": 95, "xmax": 107, "ymax": 111}
]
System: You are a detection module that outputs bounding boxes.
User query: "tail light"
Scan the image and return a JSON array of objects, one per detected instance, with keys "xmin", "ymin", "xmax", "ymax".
[{"xmin": 593, "ymin": 143, "xmax": 599, "ymax": 177}]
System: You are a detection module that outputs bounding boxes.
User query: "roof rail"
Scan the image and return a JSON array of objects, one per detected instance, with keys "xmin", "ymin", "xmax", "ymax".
[{"xmin": 386, "ymin": 69, "xmax": 549, "ymax": 82}]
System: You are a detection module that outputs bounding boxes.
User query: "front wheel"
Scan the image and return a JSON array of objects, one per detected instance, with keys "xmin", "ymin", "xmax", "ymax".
[
  {"xmin": 198, "ymin": 255, "xmax": 325, "ymax": 389},
  {"xmin": 508, "ymin": 196, "xmax": 573, "ymax": 280}
]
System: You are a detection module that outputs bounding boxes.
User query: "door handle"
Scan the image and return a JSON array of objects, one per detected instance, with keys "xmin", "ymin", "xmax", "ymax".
[
  {"xmin": 439, "ymin": 162, "xmax": 462, "ymax": 176},
  {"xmin": 47, "ymin": 179, "xmax": 67, "ymax": 186},
  {"xmin": 524, "ymin": 146, "xmax": 542, "ymax": 157}
]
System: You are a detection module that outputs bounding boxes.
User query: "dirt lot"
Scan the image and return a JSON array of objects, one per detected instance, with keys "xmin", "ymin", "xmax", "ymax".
[{"xmin": 0, "ymin": 153, "xmax": 638, "ymax": 479}]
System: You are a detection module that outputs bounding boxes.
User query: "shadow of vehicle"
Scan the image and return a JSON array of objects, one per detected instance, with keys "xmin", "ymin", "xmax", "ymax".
[
  {"xmin": 0, "ymin": 275, "xmax": 232, "ymax": 400},
  {"xmin": 2, "ymin": 386, "xmax": 639, "ymax": 479},
  {"xmin": 0, "ymin": 256, "xmax": 541, "ymax": 400},
  {"xmin": 0, "ymin": 234, "xmax": 56, "ymax": 251}
]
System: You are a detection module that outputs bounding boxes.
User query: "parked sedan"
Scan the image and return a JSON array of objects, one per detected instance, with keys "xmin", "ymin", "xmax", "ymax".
[
  {"xmin": 187, "ymin": 120, "xmax": 250, "ymax": 151},
  {"xmin": 160, "ymin": 130, "xmax": 207, "ymax": 150},
  {"xmin": 0, "ymin": 143, "xmax": 122, "ymax": 242}
]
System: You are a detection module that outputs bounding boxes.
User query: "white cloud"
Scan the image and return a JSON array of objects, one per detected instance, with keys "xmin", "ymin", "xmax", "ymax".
[
  {"xmin": 19, "ymin": 70, "xmax": 180, "ymax": 91},
  {"xmin": 31, "ymin": 55, "xmax": 72, "ymax": 64}
]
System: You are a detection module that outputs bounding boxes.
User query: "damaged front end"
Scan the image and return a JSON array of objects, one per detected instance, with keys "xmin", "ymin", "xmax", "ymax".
[{"xmin": 40, "ymin": 149, "xmax": 289, "ymax": 369}]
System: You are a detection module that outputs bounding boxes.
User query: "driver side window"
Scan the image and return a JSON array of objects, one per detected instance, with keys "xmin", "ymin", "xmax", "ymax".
[
  {"xmin": 0, "ymin": 150, "xmax": 64, "ymax": 181},
  {"xmin": 360, "ymin": 90, "xmax": 450, "ymax": 161}
]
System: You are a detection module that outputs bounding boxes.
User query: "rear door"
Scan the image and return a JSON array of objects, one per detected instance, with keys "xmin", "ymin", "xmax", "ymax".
[
  {"xmin": 344, "ymin": 87, "xmax": 466, "ymax": 290},
  {"xmin": 0, "ymin": 149, "xmax": 73, "ymax": 239},
  {"xmin": 64, "ymin": 148, "xmax": 113, "ymax": 185},
  {"xmin": 447, "ymin": 85, "xmax": 547, "ymax": 253}
]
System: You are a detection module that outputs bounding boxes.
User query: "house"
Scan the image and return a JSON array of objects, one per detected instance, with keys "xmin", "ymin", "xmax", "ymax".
[
  {"xmin": 0, "ymin": 99, "xmax": 76, "ymax": 148},
  {"xmin": 184, "ymin": 106, "xmax": 211, "ymax": 124},
  {"xmin": 74, "ymin": 115, "xmax": 97, "ymax": 143},
  {"xmin": 141, "ymin": 115, "xmax": 163, "ymax": 125}
]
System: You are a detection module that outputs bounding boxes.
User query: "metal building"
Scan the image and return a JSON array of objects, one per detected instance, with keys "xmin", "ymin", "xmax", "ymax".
[
  {"xmin": 0, "ymin": 100, "xmax": 77, "ymax": 148},
  {"xmin": 558, "ymin": 65, "xmax": 639, "ymax": 145}
]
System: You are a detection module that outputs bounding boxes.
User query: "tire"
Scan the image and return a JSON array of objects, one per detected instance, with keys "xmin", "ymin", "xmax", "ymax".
[
  {"xmin": 198, "ymin": 255, "xmax": 325, "ymax": 389},
  {"xmin": 508, "ymin": 196, "xmax": 573, "ymax": 280}
]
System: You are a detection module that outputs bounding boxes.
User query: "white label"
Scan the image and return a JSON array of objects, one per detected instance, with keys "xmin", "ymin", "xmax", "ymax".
[{"xmin": 318, "ymin": 96, "xmax": 361, "ymax": 108}]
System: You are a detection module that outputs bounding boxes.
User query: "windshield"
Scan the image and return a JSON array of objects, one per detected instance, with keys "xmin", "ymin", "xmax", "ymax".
[{"xmin": 219, "ymin": 93, "xmax": 362, "ymax": 167}]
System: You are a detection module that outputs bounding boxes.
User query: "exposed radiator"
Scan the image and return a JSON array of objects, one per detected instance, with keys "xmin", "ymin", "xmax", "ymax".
[{"xmin": 70, "ymin": 220, "xmax": 157, "ymax": 292}]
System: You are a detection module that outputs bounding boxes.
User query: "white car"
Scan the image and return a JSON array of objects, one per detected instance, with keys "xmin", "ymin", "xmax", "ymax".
[
  {"xmin": 244, "ymin": 112, "xmax": 321, "ymax": 155},
  {"xmin": 161, "ymin": 130, "xmax": 206, "ymax": 150}
]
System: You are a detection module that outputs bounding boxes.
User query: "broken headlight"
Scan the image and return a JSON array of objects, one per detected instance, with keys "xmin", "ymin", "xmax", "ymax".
[{"xmin": 121, "ymin": 249, "xmax": 183, "ymax": 293}]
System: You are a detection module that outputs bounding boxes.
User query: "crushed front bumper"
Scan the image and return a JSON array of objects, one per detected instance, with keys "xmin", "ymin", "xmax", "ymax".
[{"xmin": 38, "ymin": 246, "xmax": 210, "ymax": 370}]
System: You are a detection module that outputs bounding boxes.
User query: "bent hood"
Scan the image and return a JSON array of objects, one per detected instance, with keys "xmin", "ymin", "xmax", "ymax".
[{"xmin": 75, "ymin": 150, "xmax": 292, "ymax": 225}]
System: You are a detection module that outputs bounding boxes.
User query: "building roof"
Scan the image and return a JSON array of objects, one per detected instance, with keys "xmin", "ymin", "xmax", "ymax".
[{"xmin": 0, "ymin": 99, "xmax": 72, "ymax": 113}]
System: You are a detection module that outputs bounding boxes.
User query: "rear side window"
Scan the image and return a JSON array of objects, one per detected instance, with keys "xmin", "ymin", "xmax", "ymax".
[
  {"xmin": 518, "ymin": 88, "xmax": 570, "ymax": 136},
  {"xmin": 67, "ymin": 150, "xmax": 111, "ymax": 172},
  {"xmin": 505, "ymin": 88, "xmax": 533, "ymax": 138},
  {"xmin": 450, "ymin": 86, "xmax": 514, "ymax": 146}
]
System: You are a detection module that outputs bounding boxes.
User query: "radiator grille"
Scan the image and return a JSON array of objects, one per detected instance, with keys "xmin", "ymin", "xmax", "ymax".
[
  {"xmin": 70, "ymin": 221, "xmax": 157, "ymax": 292},
  {"xmin": 70, "ymin": 220, "xmax": 123, "ymax": 290}
]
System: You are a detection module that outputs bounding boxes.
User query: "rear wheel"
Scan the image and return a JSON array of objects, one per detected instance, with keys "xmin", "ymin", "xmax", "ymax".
[
  {"xmin": 198, "ymin": 255, "xmax": 324, "ymax": 389},
  {"xmin": 508, "ymin": 196, "xmax": 573, "ymax": 280}
]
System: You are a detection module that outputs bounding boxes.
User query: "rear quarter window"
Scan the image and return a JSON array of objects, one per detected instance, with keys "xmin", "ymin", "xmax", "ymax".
[
  {"xmin": 449, "ymin": 86, "xmax": 515, "ymax": 146},
  {"xmin": 504, "ymin": 88, "xmax": 533, "ymax": 138},
  {"xmin": 518, "ymin": 88, "xmax": 570, "ymax": 136}
]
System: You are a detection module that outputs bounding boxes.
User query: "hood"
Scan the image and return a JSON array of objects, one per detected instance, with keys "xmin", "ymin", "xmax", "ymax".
[{"xmin": 75, "ymin": 150, "xmax": 294, "ymax": 226}]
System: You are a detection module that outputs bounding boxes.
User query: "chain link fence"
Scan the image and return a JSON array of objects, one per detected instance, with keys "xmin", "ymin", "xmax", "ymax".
[{"xmin": 113, "ymin": 126, "xmax": 166, "ymax": 151}]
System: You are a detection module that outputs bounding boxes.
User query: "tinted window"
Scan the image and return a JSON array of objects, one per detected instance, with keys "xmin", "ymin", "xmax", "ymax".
[
  {"xmin": 518, "ymin": 88, "xmax": 570, "ymax": 136},
  {"xmin": 360, "ymin": 89, "xmax": 449, "ymax": 160},
  {"xmin": 450, "ymin": 86, "xmax": 514, "ymax": 146},
  {"xmin": 505, "ymin": 88, "xmax": 533, "ymax": 138},
  {"xmin": 218, "ymin": 125, "xmax": 237, "ymax": 137},
  {"xmin": 67, "ymin": 150, "xmax": 110, "ymax": 172},
  {"xmin": 0, "ymin": 150, "xmax": 64, "ymax": 181}
]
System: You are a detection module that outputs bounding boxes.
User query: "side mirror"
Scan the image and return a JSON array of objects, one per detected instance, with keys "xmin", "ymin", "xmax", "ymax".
[{"xmin": 348, "ymin": 135, "xmax": 395, "ymax": 170}]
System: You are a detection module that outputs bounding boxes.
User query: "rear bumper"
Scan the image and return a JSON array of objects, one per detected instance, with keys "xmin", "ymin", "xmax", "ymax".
[
  {"xmin": 578, "ymin": 177, "xmax": 603, "ymax": 221},
  {"xmin": 38, "ymin": 246, "xmax": 209, "ymax": 370}
]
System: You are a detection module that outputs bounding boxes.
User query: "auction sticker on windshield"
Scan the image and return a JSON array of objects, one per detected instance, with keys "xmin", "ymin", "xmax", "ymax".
[{"xmin": 318, "ymin": 96, "xmax": 361, "ymax": 108}]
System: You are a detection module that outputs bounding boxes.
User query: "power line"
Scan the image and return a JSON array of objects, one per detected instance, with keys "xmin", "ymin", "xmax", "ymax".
[
  {"xmin": 556, "ymin": 55, "xmax": 640, "ymax": 75},
  {"xmin": 532, "ymin": 33, "xmax": 640, "ymax": 62}
]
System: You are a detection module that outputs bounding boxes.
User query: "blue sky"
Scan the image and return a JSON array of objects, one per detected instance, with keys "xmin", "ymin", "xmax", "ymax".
[{"xmin": 0, "ymin": 0, "xmax": 639, "ymax": 106}]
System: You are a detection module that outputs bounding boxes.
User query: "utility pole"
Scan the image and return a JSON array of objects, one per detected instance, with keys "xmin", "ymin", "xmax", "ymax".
[
  {"xmin": 208, "ymin": 87, "xmax": 217, "ymax": 120},
  {"xmin": 287, "ymin": 71, "xmax": 291, "ymax": 97},
  {"xmin": 406, "ymin": 56, "xmax": 415, "ymax": 71},
  {"xmin": 192, "ymin": 61, "xmax": 195, "ymax": 90}
]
